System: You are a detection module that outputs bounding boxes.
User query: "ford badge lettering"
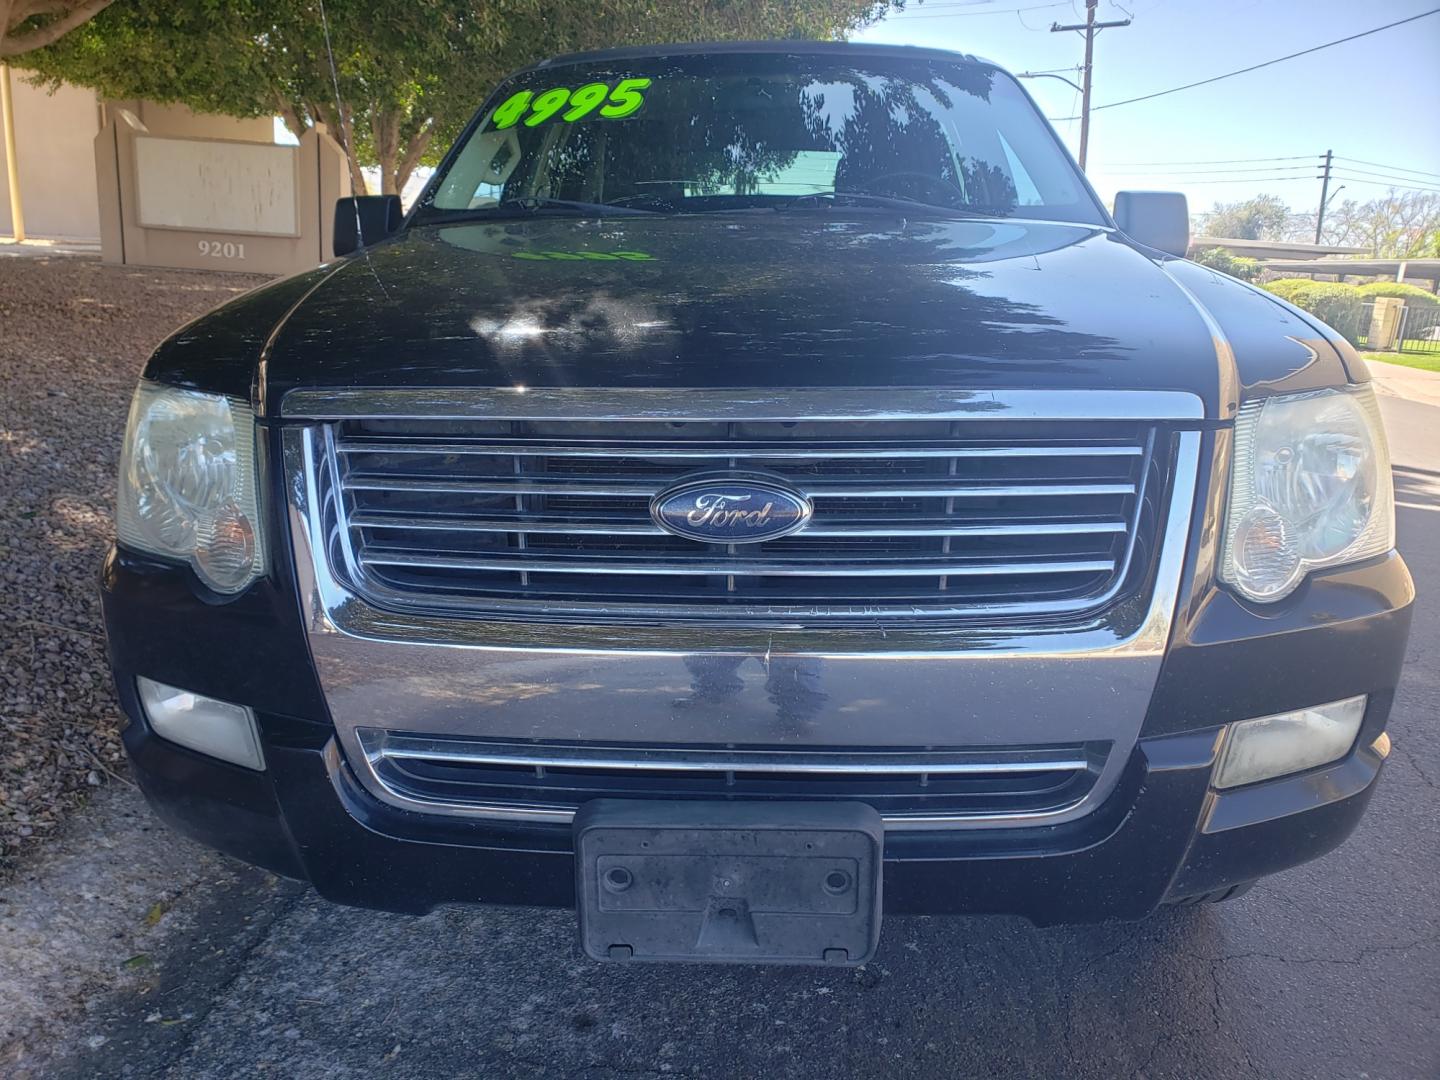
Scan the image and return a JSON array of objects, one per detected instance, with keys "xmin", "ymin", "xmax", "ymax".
[{"xmin": 651, "ymin": 477, "xmax": 812, "ymax": 544}]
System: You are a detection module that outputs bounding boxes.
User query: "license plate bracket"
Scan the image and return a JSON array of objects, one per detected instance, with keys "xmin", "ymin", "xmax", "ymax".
[{"xmin": 574, "ymin": 800, "xmax": 883, "ymax": 966}]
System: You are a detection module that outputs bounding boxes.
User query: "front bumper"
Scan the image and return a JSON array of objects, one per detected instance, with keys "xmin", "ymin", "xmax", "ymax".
[
  {"xmin": 116, "ymin": 694, "xmax": 1392, "ymax": 922},
  {"xmin": 102, "ymin": 537, "xmax": 1412, "ymax": 923}
]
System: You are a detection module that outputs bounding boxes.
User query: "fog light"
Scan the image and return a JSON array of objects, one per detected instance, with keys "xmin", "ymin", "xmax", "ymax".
[
  {"xmin": 1213, "ymin": 696, "xmax": 1366, "ymax": 789},
  {"xmin": 136, "ymin": 677, "xmax": 264, "ymax": 771}
]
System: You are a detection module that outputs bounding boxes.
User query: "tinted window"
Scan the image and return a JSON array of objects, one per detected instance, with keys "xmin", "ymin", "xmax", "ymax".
[{"xmin": 424, "ymin": 53, "xmax": 1102, "ymax": 224}]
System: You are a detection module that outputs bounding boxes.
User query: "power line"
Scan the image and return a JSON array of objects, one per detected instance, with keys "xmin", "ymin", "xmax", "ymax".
[
  {"xmin": 1326, "ymin": 166, "xmax": 1440, "ymax": 187},
  {"xmin": 1103, "ymin": 163, "xmax": 1317, "ymax": 176},
  {"xmin": 1101, "ymin": 155, "xmax": 1315, "ymax": 167},
  {"xmin": 1051, "ymin": 8, "xmax": 1440, "ymax": 119},
  {"xmin": 1335, "ymin": 157, "xmax": 1440, "ymax": 182},
  {"xmin": 1329, "ymin": 174, "xmax": 1440, "ymax": 195},
  {"xmin": 1166, "ymin": 175, "xmax": 1326, "ymax": 185}
]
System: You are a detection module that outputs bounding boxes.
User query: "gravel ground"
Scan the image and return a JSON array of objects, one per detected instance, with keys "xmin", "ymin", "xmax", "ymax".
[
  {"xmin": 0, "ymin": 783, "xmax": 288, "ymax": 1074},
  {"xmin": 0, "ymin": 256, "xmax": 269, "ymax": 875}
]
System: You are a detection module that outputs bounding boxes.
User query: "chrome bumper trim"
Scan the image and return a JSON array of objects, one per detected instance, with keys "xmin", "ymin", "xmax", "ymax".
[
  {"xmin": 358, "ymin": 732, "xmax": 1100, "ymax": 827},
  {"xmin": 281, "ymin": 386, "xmax": 1208, "ymax": 422}
]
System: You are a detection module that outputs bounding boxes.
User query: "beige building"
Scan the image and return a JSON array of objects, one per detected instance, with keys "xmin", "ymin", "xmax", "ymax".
[
  {"xmin": 4, "ymin": 69, "xmax": 348, "ymax": 275},
  {"xmin": 1, "ymin": 71, "xmax": 274, "ymax": 243}
]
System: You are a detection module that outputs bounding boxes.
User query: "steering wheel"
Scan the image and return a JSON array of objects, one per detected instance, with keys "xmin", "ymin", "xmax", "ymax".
[{"xmin": 853, "ymin": 171, "xmax": 966, "ymax": 204}]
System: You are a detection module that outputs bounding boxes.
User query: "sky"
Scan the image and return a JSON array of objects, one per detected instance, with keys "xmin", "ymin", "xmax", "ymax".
[{"xmin": 854, "ymin": 0, "xmax": 1440, "ymax": 219}]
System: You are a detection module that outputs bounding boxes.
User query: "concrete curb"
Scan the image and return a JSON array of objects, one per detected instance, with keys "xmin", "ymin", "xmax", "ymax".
[{"xmin": 1366, "ymin": 359, "xmax": 1440, "ymax": 410}]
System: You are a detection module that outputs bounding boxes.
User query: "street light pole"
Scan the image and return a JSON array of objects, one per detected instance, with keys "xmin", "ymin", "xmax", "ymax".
[{"xmin": 1051, "ymin": 0, "xmax": 1131, "ymax": 170}]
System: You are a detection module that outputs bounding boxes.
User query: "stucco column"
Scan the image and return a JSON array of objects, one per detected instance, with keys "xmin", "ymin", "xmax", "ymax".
[{"xmin": 1, "ymin": 63, "xmax": 25, "ymax": 242}]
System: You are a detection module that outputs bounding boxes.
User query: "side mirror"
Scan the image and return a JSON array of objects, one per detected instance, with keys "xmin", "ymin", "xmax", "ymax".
[
  {"xmin": 334, "ymin": 195, "xmax": 403, "ymax": 257},
  {"xmin": 1113, "ymin": 191, "xmax": 1189, "ymax": 258}
]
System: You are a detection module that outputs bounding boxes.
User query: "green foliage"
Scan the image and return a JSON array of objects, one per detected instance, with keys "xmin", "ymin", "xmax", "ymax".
[
  {"xmin": 15, "ymin": 1, "xmax": 904, "ymax": 195},
  {"xmin": 1262, "ymin": 279, "xmax": 1365, "ymax": 339},
  {"xmin": 1197, "ymin": 195, "xmax": 1300, "ymax": 241},
  {"xmin": 1352, "ymin": 281, "xmax": 1440, "ymax": 310},
  {"xmin": 1190, "ymin": 247, "xmax": 1262, "ymax": 282}
]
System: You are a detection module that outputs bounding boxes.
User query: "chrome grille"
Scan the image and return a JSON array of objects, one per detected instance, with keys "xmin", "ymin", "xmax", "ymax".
[
  {"xmin": 300, "ymin": 401, "xmax": 1175, "ymax": 622},
  {"xmin": 357, "ymin": 731, "xmax": 1105, "ymax": 825}
]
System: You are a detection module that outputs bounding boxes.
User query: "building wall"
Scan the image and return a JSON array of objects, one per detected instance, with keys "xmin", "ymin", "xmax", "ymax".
[
  {"xmin": 107, "ymin": 100, "xmax": 274, "ymax": 144},
  {"xmin": 1, "ymin": 77, "xmax": 275, "ymax": 242},
  {"xmin": 0, "ymin": 76, "xmax": 103, "ymax": 239}
]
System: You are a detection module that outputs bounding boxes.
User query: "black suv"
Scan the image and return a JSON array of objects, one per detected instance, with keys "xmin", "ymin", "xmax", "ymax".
[{"xmin": 102, "ymin": 42, "xmax": 1412, "ymax": 965}]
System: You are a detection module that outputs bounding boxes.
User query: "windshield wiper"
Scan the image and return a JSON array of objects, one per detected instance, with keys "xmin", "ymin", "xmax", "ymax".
[
  {"xmin": 500, "ymin": 196, "xmax": 659, "ymax": 217},
  {"xmin": 416, "ymin": 198, "xmax": 659, "ymax": 224},
  {"xmin": 783, "ymin": 191, "xmax": 990, "ymax": 219}
]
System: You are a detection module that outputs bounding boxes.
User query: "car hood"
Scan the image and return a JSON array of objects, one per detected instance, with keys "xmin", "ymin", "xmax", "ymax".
[{"xmin": 259, "ymin": 214, "xmax": 1257, "ymax": 417}]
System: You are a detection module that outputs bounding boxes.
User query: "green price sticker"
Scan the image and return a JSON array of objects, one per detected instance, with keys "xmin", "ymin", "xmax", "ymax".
[{"xmin": 488, "ymin": 78, "xmax": 652, "ymax": 131}]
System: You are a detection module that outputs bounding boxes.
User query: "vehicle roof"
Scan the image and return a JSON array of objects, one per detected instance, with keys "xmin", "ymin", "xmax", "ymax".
[{"xmin": 527, "ymin": 39, "xmax": 1001, "ymax": 74}]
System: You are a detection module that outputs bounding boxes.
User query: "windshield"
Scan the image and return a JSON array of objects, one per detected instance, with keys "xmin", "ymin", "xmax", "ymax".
[{"xmin": 421, "ymin": 52, "xmax": 1104, "ymax": 225}]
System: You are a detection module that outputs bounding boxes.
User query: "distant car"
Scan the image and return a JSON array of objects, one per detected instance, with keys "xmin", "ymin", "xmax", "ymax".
[
  {"xmin": 1419, "ymin": 324, "xmax": 1440, "ymax": 341},
  {"xmin": 102, "ymin": 41, "xmax": 1412, "ymax": 966}
]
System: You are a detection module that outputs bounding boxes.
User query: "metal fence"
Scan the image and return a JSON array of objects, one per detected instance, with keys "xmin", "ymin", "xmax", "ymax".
[
  {"xmin": 1350, "ymin": 300, "xmax": 1440, "ymax": 354},
  {"xmin": 1341, "ymin": 302, "xmax": 1371, "ymax": 348},
  {"xmin": 1397, "ymin": 303, "xmax": 1440, "ymax": 353}
]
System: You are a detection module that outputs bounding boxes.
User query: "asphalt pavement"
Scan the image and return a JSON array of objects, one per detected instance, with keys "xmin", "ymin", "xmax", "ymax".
[{"xmin": 42, "ymin": 393, "xmax": 1440, "ymax": 1080}]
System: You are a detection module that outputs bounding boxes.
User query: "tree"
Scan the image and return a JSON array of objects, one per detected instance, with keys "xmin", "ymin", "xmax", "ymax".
[
  {"xmin": 16, "ymin": 1, "xmax": 904, "ymax": 196},
  {"xmin": 1320, "ymin": 190, "xmax": 1440, "ymax": 258},
  {"xmin": 0, "ymin": 0, "xmax": 111, "ymax": 57},
  {"xmin": 1195, "ymin": 194, "xmax": 1307, "ymax": 241}
]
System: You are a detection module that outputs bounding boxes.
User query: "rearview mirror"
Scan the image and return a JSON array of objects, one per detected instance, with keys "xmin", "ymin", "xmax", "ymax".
[
  {"xmin": 334, "ymin": 195, "xmax": 403, "ymax": 257},
  {"xmin": 1113, "ymin": 191, "xmax": 1189, "ymax": 258}
]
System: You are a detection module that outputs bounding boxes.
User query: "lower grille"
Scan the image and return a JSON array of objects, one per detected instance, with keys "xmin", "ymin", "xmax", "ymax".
[
  {"xmin": 299, "ymin": 402, "xmax": 1176, "ymax": 623},
  {"xmin": 358, "ymin": 731, "xmax": 1105, "ymax": 825}
]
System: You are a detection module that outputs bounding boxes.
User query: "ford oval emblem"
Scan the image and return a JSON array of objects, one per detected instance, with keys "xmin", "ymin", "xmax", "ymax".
[{"xmin": 651, "ymin": 476, "xmax": 813, "ymax": 544}]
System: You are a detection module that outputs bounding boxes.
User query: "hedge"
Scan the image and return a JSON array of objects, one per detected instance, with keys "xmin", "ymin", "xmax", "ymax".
[
  {"xmin": 1191, "ymin": 247, "xmax": 1262, "ymax": 282},
  {"xmin": 1352, "ymin": 281, "xmax": 1440, "ymax": 310},
  {"xmin": 1262, "ymin": 279, "xmax": 1366, "ymax": 337}
]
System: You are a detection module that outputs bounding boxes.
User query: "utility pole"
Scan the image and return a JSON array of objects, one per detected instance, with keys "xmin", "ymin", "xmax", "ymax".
[
  {"xmin": 1051, "ymin": 0, "xmax": 1131, "ymax": 170},
  {"xmin": 1314, "ymin": 149, "xmax": 1334, "ymax": 245}
]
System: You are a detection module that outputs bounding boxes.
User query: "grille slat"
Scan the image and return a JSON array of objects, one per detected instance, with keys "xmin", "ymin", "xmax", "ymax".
[
  {"xmin": 344, "ymin": 474, "xmax": 1138, "ymax": 499},
  {"xmin": 358, "ymin": 549, "xmax": 1119, "ymax": 578},
  {"xmin": 360, "ymin": 732, "xmax": 1104, "ymax": 822},
  {"xmin": 314, "ymin": 412, "xmax": 1166, "ymax": 621},
  {"xmin": 347, "ymin": 511, "xmax": 1129, "ymax": 539},
  {"xmin": 336, "ymin": 437, "xmax": 1146, "ymax": 461}
]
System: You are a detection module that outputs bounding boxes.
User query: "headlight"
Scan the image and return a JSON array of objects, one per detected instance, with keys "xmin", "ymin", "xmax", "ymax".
[
  {"xmin": 117, "ymin": 382, "xmax": 265, "ymax": 593},
  {"xmin": 1220, "ymin": 386, "xmax": 1393, "ymax": 602}
]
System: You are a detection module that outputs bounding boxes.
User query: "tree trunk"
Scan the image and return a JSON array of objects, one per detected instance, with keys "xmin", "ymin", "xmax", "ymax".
[
  {"xmin": 273, "ymin": 95, "xmax": 306, "ymax": 142},
  {"xmin": 314, "ymin": 99, "xmax": 366, "ymax": 196},
  {"xmin": 392, "ymin": 118, "xmax": 435, "ymax": 199},
  {"xmin": 1, "ymin": 0, "xmax": 114, "ymax": 59},
  {"xmin": 371, "ymin": 107, "xmax": 401, "ymax": 196}
]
